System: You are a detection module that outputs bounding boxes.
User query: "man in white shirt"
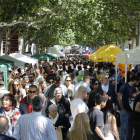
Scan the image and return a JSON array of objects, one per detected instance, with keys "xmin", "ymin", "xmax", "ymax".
[
  {"xmin": 74, "ymin": 72, "xmax": 91, "ymax": 98},
  {"xmin": 71, "ymin": 86, "xmax": 89, "ymax": 121},
  {"xmin": 34, "ymin": 69, "xmax": 43, "ymax": 83}
]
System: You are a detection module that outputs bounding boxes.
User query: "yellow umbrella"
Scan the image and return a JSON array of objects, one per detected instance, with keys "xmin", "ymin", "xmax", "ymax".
[{"xmin": 89, "ymin": 44, "xmax": 123, "ymax": 62}]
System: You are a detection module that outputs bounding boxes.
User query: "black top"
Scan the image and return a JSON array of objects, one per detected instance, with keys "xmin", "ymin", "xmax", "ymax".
[
  {"xmin": 0, "ymin": 134, "xmax": 16, "ymax": 140},
  {"xmin": 119, "ymin": 83, "xmax": 134, "ymax": 112},
  {"xmin": 132, "ymin": 93, "xmax": 140, "ymax": 122},
  {"xmin": 50, "ymin": 95, "xmax": 71, "ymax": 116},
  {"xmin": 48, "ymin": 114, "xmax": 71, "ymax": 135}
]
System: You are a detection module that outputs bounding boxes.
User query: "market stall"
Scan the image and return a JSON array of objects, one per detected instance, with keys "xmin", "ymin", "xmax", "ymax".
[
  {"xmin": 87, "ymin": 48, "xmax": 99, "ymax": 58},
  {"xmin": 10, "ymin": 53, "xmax": 39, "ymax": 67},
  {"xmin": 0, "ymin": 55, "xmax": 25, "ymax": 68},
  {"xmin": 89, "ymin": 44, "xmax": 123, "ymax": 62},
  {"xmin": 49, "ymin": 46, "xmax": 65, "ymax": 57},
  {"xmin": 116, "ymin": 45, "xmax": 140, "ymax": 82},
  {"xmin": 80, "ymin": 50, "xmax": 90, "ymax": 57}
]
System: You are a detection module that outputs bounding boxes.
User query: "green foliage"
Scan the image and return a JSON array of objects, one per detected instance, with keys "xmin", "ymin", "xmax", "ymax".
[{"xmin": 0, "ymin": 0, "xmax": 140, "ymax": 48}]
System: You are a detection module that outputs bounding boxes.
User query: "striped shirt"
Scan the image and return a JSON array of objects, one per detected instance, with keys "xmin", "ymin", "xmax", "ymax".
[{"xmin": 13, "ymin": 111, "xmax": 57, "ymax": 140}]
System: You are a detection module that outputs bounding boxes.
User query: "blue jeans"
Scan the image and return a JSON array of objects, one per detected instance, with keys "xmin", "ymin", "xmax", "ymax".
[{"xmin": 120, "ymin": 111, "xmax": 133, "ymax": 140}]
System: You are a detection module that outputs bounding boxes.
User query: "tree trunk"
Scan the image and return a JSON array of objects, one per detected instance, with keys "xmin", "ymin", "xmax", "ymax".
[
  {"xmin": 122, "ymin": 41, "xmax": 125, "ymax": 52},
  {"xmin": 36, "ymin": 44, "xmax": 39, "ymax": 54},
  {"xmin": 5, "ymin": 28, "xmax": 11, "ymax": 55},
  {"xmin": 21, "ymin": 33, "xmax": 28, "ymax": 54},
  {"xmin": 135, "ymin": 35, "xmax": 138, "ymax": 47},
  {"xmin": 132, "ymin": 38, "xmax": 136, "ymax": 49},
  {"xmin": 41, "ymin": 45, "xmax": 45, "ymax": 54},
  {"xmin": 0, "ymin": 31, "xmax": 3, "ymax": 56},
  {"xmin": 28, "ymin": 44, "xmax": 32, "ymax": 53},
  {"xmin": 21, "ymin": 37, "xmax": 25, "ymax": 54}
]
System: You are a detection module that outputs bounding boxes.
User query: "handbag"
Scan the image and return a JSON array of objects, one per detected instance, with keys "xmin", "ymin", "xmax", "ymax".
[{"xmin": 55, "ymin": 128, "xmax": 63, "ymax": 140}]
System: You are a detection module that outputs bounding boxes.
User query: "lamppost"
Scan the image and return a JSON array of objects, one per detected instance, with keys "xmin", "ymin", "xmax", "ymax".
[
  {"xmin": 128, "ymin": 38, "xmax": 132, "ymax": 50},
  {"xmin": 138, "ymin": 20, "xmax": 140, "ymax": 46},
  {"xmin": 28, "ymin": 43, "xmax": 32, "ymax": 53}
]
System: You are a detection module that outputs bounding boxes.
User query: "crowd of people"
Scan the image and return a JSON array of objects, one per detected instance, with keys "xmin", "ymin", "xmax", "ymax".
[{"xmin": 0, "ymin": 55, "xmax": 140, "ymax": 140}]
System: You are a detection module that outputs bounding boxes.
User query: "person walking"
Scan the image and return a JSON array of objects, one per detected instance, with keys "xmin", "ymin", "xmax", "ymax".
[
  {"xmin": 71, "ymin": 86, "xmax": 89, "ymax": 122},
  {"xmin": 13, "ymin": 95, "xmax": 57, "ymax": 140},
  {"xmin": 68, "ymin": 113, "xmax": 94, "ymax": 140},
  {"xmin": 118, "ymin": 75, "xmax": 139, "ymax": 140}
]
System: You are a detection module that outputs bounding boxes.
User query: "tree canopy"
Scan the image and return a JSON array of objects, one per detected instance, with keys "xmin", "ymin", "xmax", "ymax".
[{"xmin": 0, "ymin": 0, "xmax": 140, "ymax": 53}]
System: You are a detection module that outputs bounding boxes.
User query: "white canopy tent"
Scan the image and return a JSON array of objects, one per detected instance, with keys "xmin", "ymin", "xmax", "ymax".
[
  {"xmin": 63, "ymin": 46, "xmax": 71, "ymax": 53},
  {"xmin": 53, "ymin": 45, "xmax": 63, "ymax": 51},
  {"xmin": 10, "ymin": 53, "xmax": 39, "ymax": 67},
  {"xmin": 115, "ymin": 46, "xmax": 140, "ymax": 91},
  {"xmin": 0, "ymin": 55, "xmax": 26, "ymax": 68},
  {"xmin": 49, "ymin": 47, "xmax": 65, "ymax": 57}
]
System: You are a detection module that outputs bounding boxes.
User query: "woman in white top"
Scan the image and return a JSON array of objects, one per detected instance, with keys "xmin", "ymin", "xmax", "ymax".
[
  {"xmin": 64, "ymin": 76, "xmax": 74, "ymax": 90},
  {"xmin": 10, "ymin": 79, "xmax": 26, "ymax": 108},
  {"xmin": 102, "ymin": 100, "xmax": 120, "ymax": 140}
]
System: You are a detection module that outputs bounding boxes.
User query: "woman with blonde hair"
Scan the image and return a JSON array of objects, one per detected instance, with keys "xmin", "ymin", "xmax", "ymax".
[
  {"xmin": 68, "ymin": 113, "xmax": 94, "ymax": 140},
  {"xmin": 10, "ymin": 79, "xmax": 26, "ymax": 107},
  {"xmin": 38, "ymin": 79, "xmax": 47, "ymax": 95},
  {"xmin": 8, "ymin": 79, "xmax": 14, "ymax": 91}
]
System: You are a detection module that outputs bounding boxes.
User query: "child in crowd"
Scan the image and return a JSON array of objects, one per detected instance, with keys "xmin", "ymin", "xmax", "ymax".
[{"xmin": 88, "ymin": 88, "xmax": 108, "ymax": 140}]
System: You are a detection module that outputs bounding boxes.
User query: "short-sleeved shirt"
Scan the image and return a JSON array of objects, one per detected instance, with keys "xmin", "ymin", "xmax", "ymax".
[
  {"xmin": 70, "ymin": 98, "xmax": 89, "ymax": 121},
  {"xmin": 88, "ymin": 108, "xmax": 104, "ymax": 140},
  {"xmin": 132, "ymin": 93, "xmax": 140, "ymax": 122},
  {"xmin": 119, "ymin": 83, "xmax": 133, "ymax": 112}
]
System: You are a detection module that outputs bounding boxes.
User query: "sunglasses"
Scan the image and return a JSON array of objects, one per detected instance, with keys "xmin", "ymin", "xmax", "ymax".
[
  {"xmin": 49, "ymin": 81, "xmax": 54, "ymax": 84},
  {"xmin": 105, "ymin": 77, "xmax": 109, "ymax": 79},
  {"xmin": 29, "ymin": 77, "xmax": 33, "ymax": 78},
  {"xmin": 55, "ymin": 82, "xmax": 61, "ymax": 85},
  {"xmin": 29, "ymin": 91, "xmax": 36, "ymax": 93},
  {"xmin": 66, "ymin": 80, "xmax": 71, "ymax": 82},
  {"xmin": 94, "ymin": 83, "xmax": 99, "ymax": 85}
]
